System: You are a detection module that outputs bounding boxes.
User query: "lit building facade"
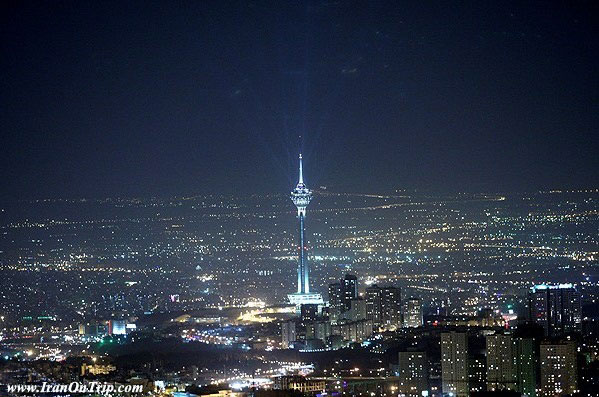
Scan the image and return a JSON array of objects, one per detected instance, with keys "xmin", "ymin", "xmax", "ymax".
[
  {"xmin": 328, "ymin": 282, "xmax": 343, "ymax": 321},
  {"xmin": 331, "ymin": 319, "xmax": 373, "ymax": 342},
  {"xmin": 347, "ymin": 298, "xmax": 366, "ymax": 321},
  {"xmin": 486, "ymin": 334, "xmax": 517, "ymax": 391},
  {"xmin": 515, "ymin": 337, "xmax": 537, "ymax": 397},
  {"xmin": 365, "ymin": 285, "xmax": 401, "ymax": 329},
  {"xmin": 486, "ymin": 334, "xmax": 537, "ymax": 396},
  {"xmin": 328, "ymin": 274, "xmax": 358, "ymax": 322},
  {"xmin": 441, "ymin": 332, "xmax": 469, "ymax": 397},
  {"xmin": 274, "ymin": 376, "xmax": 325, "ymax": 393},
  {"xmin": 469, "ymin": 355, "xmax": 486, "ymax": 394},
  {"xmin": 403, "ymin": 297, "xmax": 423, "ymax": 328},
  {"xmin": 529, "ymin": 284, "xmax": 581, "ymax": 337},
  {"xmin": 540, "ymin": 341, "xmax": 577, "ymax": 396},
  {"xmin": 397, "ymin": 351, "xmax": 428, "ymax": 396},
  {"xmin": 281, "ymin": 320, "xmax": 296, "ymax": 349},
  {"xmin": 342, "ymin": 274, "xmax": 358, "ymax": 311},
  {"xmin": 108, "ymin": 319, "xmax": 126, "ymax": 335},
  {"xmin": 81, "ymin": 363, "xmax": 116, "ymax": 376},
  {"xmin": 313, "ymin": 320, "xmax": 332, "ymax": 342}
]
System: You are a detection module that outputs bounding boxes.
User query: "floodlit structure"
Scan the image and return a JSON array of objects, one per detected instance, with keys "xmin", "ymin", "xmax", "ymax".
[
  {"xmin": 288, "ymin": 154, "xmax": 323, "ymax": 308},
  {"xmin": 529, "ymin": 283, "xmax": 581, "ymax": 337},
  {"xmin": 540, "ymin": 341, "xmax": 577, "ymax": 396},
  {"xmin": 403, "ymin": 297, "xmax": 423, "ymax": 328},
  {"xmin": 441, "ymin": 332, "xmax": 469, "ymax": 397}
]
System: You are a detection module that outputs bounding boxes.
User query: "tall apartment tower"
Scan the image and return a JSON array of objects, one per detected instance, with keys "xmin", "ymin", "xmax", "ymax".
[
  {"xmin": 441, "ymin": 332, "xmax": 469, "ymax": 397},
  {"xmin": 365, "ymin": 285, "xmax": 383, "ymax": 325},
  {"xmin": 281, "ymin": 320, "xmax": 297, "ymax": 349},
  {"xmin": 328, "ymin": 274, "xmax": 359, "ymax": 322},
  {"xmin": 486, "ymin": 334, "xmax": 537, "ymax": 396},
  {"xmin": 381, "ymin": 286, "xmax": 402, "ymax": 328},
  {"xmin": 515, "ymin": 337, "xmax": 537, "ymax": 397},
  {"xmin": 365, "ymin": 285, "xmax": 401, "ymax": 329},
  {"xmin": 529, "ymin": 284, "xmax": 581, "ymax": 337},
  {"xmin": 348, "ymin": 298, "xmax": 367, "ymax": 321},
  {"xmin": 469, "ymin": 354, "xmax": 487, "ymax": 394},
  {"xmin": 342, "ymin": 274, "xmax": 358, "ymax": 311},
  {"xmin": 328, "ymin": 282, "xmax": 343, "ymax": 321},
  {"xmin": 540, "ymin": 341, "xmax": 577, "ymax": 396},
  {"xmin": 403, "ymin": 297, "xmax": 423, "ymax": 328},
  {"xmin": 397, "ymin": 351, "xmax": 428, "ymax": 397},
  {"xmin": 486, "ymin": 334, "xmax": 517, "ymax": 391}
]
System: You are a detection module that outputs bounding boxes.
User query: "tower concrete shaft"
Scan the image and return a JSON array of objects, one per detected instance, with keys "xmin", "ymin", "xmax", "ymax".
[{"xmin": 297, "ymin": 212, "xmax": 309, "ymax": 293}]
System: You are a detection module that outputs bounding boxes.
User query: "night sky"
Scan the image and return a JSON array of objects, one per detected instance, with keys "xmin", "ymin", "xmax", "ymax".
[{"xmin": 1, "ymin": 1, "xmax": 597, "ymax": 200}]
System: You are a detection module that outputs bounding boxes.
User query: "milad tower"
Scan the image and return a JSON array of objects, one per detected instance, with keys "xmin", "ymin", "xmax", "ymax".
[{"xmin": 288, "ymin": 154, "xmax": 323, "ymax": 309}]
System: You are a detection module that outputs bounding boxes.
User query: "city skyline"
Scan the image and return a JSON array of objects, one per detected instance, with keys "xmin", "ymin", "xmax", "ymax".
[
  {"xmin": 1, "ymin": 161, "xmax": 597, "ymax": 395},
  {"xmin": 1, "ymin": 1, "xmax": 598, "ymax": 397}
]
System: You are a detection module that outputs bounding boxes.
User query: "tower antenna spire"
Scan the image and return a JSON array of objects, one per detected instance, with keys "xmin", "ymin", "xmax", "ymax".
[{"xmin": 298, "ymin": 153, "xmax": 304, "ymax": 185}]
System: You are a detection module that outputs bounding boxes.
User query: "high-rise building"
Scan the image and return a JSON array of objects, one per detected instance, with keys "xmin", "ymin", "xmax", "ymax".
[
  {"xmin": 328, "ymin": 274, "xmax": 359, "ymax": 322},
  {"xmin": 403, "ymin": 298, "xmax": 423, "ymax": 328},
  {"xmin": 365, "ymin": 285, "xmax": 401, "ymax": 329},
  {"xmin": 342, "ymin": 274, "xmax": 358, "ymax": 311},
  {"xmin": 515, "ymin": 337, "xmax": 536, "ymax": 397},
  {"xmin": 365, "ymin": 285, "xmax": 383, "ymax": 325},
  {"xmin": 281, "ymin": 320, "xmax": 297, "ymax": 349},
  {"xmin": 540, "ymin": 340, "xmax": 577, "ymax": 396},
  {"xmin": 328, "ymin": 282, "xmax": 343, "ymax": 321},
  {"xmin": 486, "ymin": 334, "xmax": 517, "ymax": 392},
  {"xmin": 288, "ymin": 154, "xmax": 323, "ymax": 308},
  {"xmin": 529, "ymin": 284, "xmax": 581, "ymax": 337},
  {"xmin": 348, "ymin": 298, "xmax": 367, "ymax": 321},
  {"xmin": 469, "ymin": 354, "xmax": 486, "ymax": 394},
  {"xmin": 381, "ymin": 287, "xmax": 402, "ymax": 328},
  {"xmin": 441, "ymin": 332, "xmax": 469, "ymax": 397},
  {"xmin": 486, "ymin": 334, "xmax": 537, "ymax": 396},
  {"xmin": 397, "ymin": 351, "xmax": 428, "ymax": 397},
  {"xmin": 314, "ymin": 320, "xmax": 331, "ymax": 342}
]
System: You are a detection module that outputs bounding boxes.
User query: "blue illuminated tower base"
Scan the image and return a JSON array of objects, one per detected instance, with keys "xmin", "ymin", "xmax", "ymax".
[{"xmin": 288, "ymin": 292, "xmax": 324, "ymax": 307}]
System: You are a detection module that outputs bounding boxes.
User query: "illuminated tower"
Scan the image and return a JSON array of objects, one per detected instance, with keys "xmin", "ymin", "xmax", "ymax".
[
  {"xmin": 288, "ymin": 154, "xmax": 323, "ymax": 308},
  {"xmin": 292, "ymin": 154, "xmax": 311, "ymax": 294}
]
